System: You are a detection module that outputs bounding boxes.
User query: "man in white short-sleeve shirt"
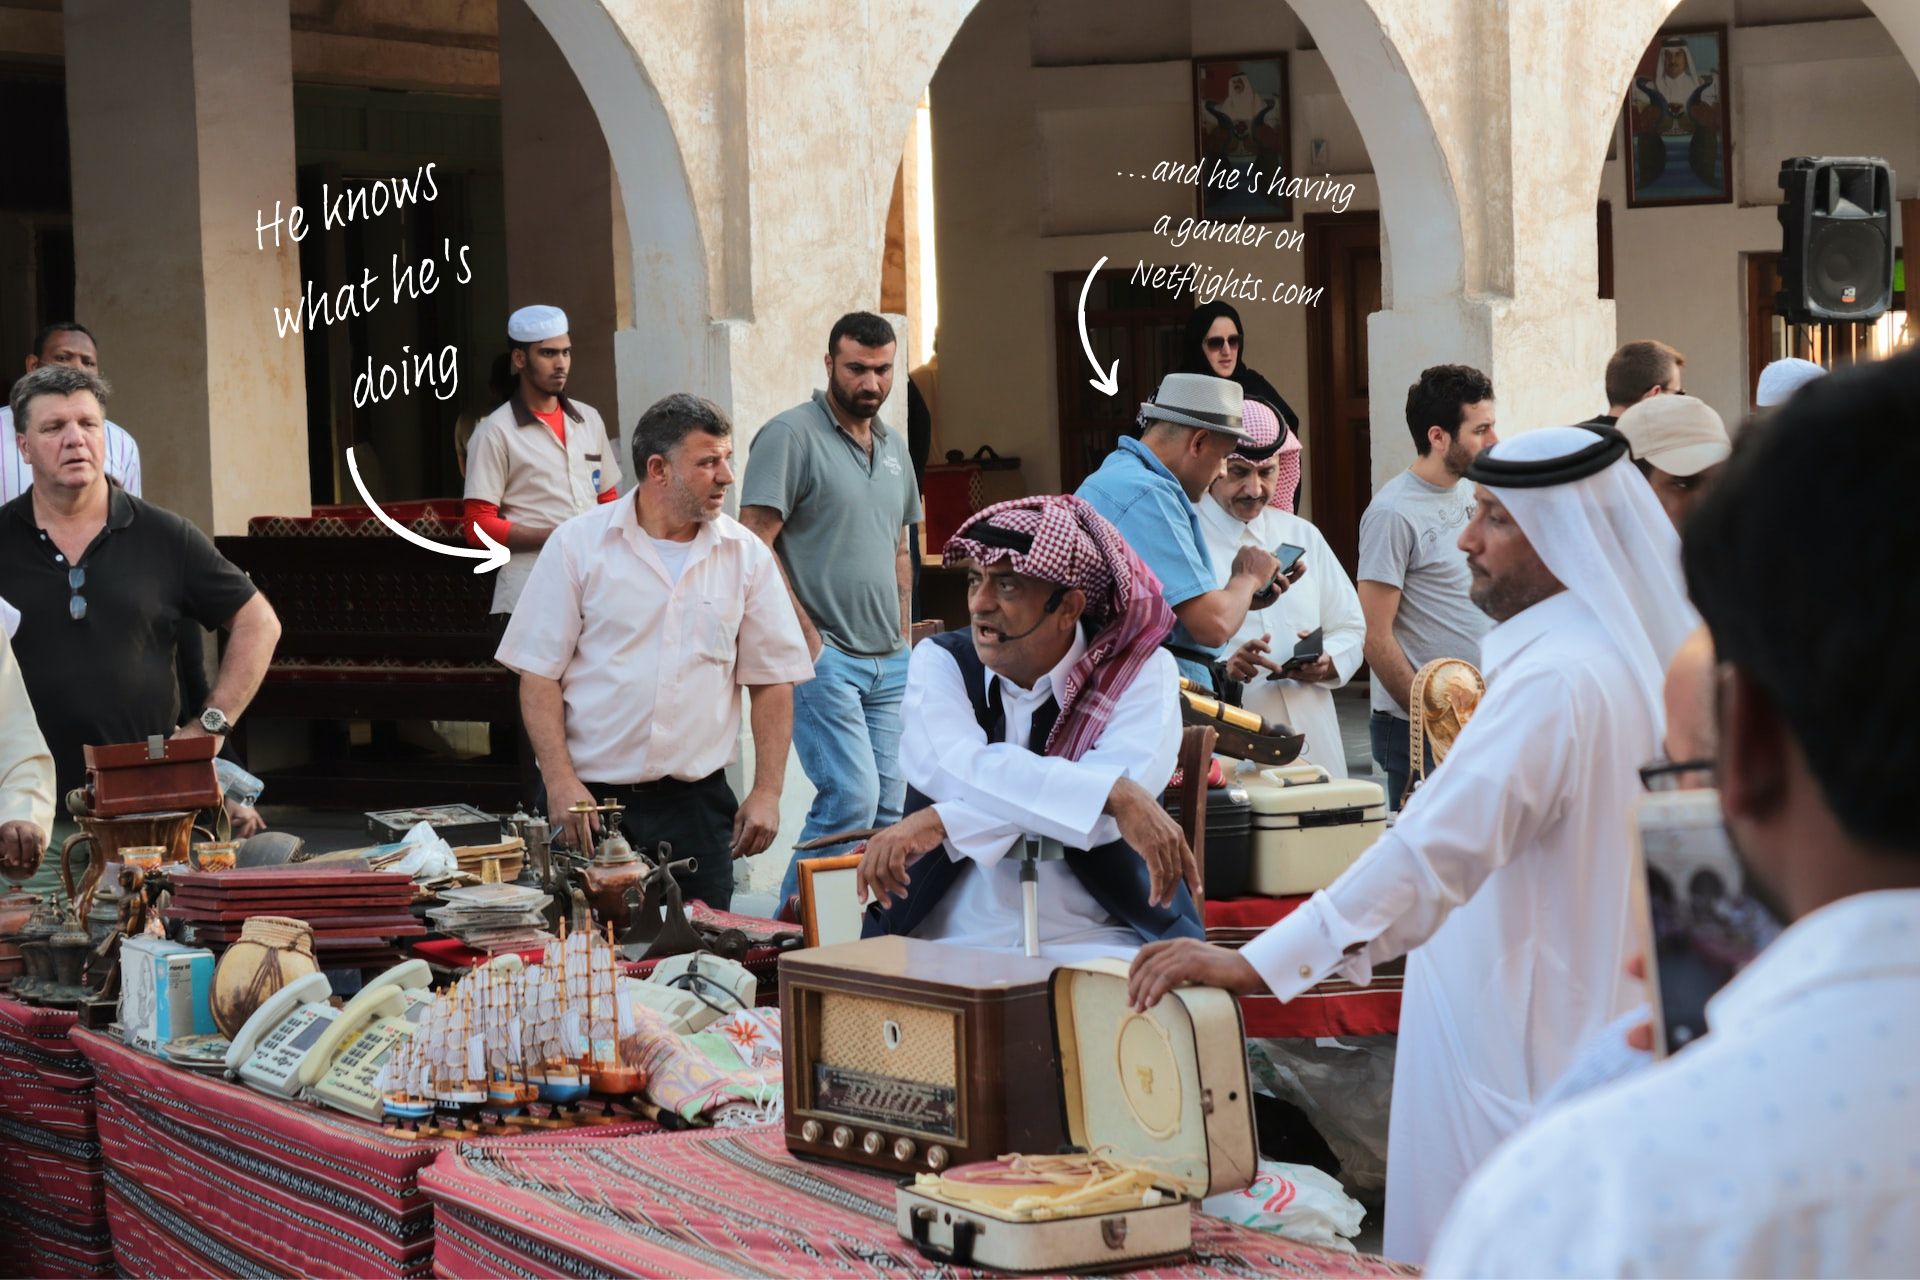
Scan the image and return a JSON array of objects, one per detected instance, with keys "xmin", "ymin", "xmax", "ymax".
[{"xmin": 496, "ymin": 394, "xmax": 811, "ymax": 910}]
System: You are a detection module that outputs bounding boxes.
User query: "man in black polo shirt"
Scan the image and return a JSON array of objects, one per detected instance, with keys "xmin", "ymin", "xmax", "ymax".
[{"xmin": 1, "ymin": 365, "xmax": 281, "ymax": 902}]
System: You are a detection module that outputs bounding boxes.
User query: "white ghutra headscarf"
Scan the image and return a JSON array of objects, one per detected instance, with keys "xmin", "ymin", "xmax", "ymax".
[{"xmin": 1468, "ymin": 426, "xmax": 1698, "ymax": 725}]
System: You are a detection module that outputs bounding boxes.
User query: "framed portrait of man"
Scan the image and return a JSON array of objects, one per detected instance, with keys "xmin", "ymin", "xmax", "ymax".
[
  {"xmin": 1624, "ymin": 26, "xmax": 1733, "ymax": 207},
  {"xmin": 1193, "ymin": 54, "xmax": 1292, "ymax": 221}
]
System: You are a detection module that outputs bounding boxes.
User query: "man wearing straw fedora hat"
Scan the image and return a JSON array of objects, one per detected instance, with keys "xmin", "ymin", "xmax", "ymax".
[{"xmin": 1076, "ymin": 373, "xmax": 1290, "ymax": 689}]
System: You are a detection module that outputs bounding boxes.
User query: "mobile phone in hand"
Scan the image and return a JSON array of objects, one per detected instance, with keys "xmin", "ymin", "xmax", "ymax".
[
  {"xmin": 1273, "ymin": 543, "xmax": 1307, "ymax": 575},
  {"xmin": 1268, "ymin": 627, "xmax": 1325, "ymax": 679},
  {"xmin": 1632, "ymin": 790, "xmax": 1782, "ymax": 1056}
]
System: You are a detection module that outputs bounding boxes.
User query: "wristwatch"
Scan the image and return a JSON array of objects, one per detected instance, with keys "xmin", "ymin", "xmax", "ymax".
[{"xmin": 199, "ymin": 707, "xmax": 233, "ymax": 735}]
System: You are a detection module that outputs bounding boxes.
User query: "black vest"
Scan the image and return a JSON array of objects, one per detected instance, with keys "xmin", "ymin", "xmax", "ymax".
[{"xmin": 861, "ymin": 630, "xmax": 1204, "ymax": 947}]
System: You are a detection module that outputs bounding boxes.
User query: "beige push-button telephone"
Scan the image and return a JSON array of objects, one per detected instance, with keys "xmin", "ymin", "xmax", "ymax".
[{"xmin": 224, "ymin": 960, "xmax": 431, "ymax": 1105}]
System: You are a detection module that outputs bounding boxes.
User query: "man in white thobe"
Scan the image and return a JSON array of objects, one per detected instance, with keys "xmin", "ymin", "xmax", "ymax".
[
  {"xmin": 1128, "ymin": 426, "xmax": 1696, "ymax": 1262},
  {"xmin": 1193, "ymin": 399, "xmax": 1365, "ymax": 776},
  {"xmin": 857, "ymin": 495, "xmax": 1203, "ymax": 963},
  {"xmin": 1428, "ymin": 349, "xmax": 1920, "ymax": 1278}
]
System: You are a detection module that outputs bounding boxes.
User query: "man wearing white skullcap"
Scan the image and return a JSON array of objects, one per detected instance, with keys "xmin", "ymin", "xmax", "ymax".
[
  {"xmin": 463, "ymin": 305, "xmax": 622, "ymax": 616},
  {"xmin": 1755, "ymin": 355, "xmax": 1826, "ymax": 409},
  {"xmin": 1128, "ymin": 425, "xmax": 1696, "ymax": 1263}
]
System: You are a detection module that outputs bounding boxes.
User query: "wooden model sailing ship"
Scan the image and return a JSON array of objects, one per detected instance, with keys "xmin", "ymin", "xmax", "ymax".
[{"xmin": 381, "ymin": 921, "xmax": 649, "ymax": 1136}]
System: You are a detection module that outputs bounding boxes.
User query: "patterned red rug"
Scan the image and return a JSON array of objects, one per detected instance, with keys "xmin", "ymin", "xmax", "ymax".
[
  {"xmin": 0, "ymin": 997, "xmax": 113, "ymax": 1278},
  {"xmin": 422, "ymin": 1125, "xmax": 1418, "ymax": 1278},
  {"xmin": 73, "ymin": 1027, "xmax": 661, "ymax": 1278}
]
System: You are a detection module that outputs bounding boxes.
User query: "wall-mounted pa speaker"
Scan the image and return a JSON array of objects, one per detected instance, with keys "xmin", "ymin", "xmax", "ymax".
[{"xmin": 1776, "ymin": 156, "xmax": 1895, "ymax": 324}]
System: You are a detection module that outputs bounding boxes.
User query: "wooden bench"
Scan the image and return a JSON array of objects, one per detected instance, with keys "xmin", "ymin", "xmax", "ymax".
[{"xmin": 216, "ymin": 502, "xmax": 531, "ymax": 812}]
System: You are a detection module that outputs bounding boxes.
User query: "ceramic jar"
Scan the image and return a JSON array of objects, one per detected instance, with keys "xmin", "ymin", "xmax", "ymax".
[{"xmin": 211, "ymin": 915, "xmax": 320, "ymax": 1037}]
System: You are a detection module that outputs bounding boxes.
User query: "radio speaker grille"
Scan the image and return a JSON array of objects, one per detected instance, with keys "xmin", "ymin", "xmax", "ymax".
[{"xmin": 817, "ymin": 992, "xmax": 958, "ymax": 1086}]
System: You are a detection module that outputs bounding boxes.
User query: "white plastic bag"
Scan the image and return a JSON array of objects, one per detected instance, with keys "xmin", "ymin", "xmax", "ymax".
[
  {"xmin": 1245, "ymin": 1035, "xmax": 1396, "ymax": 1193},
  {"xmin": 1201, "ymin": 1159, "xmax": 1366, "ymax": 1251}
]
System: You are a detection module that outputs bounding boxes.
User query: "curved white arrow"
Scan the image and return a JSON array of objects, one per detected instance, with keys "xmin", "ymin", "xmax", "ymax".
[
  {"xmin": 345, "ymin": 446, "xmax": 510, "ymax": 574},
  {"xmin": 1077, "ymin": 256, "xmax": 1121, "ymax": 397}
]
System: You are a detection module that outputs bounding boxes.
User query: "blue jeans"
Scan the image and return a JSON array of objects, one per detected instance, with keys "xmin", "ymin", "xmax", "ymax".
[
  {"xmin": 780, "ymin": 643, "xmax": 910, "ymax": 906},
  {"xmin": 1370, "ymin": 711, "xmax": 1412, "ymax": 813}
]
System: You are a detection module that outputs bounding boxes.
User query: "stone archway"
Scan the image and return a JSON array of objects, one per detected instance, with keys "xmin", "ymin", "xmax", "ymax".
[{"xmin": 518, "ymin": 0, "xmax": 715, "ymax": 451}]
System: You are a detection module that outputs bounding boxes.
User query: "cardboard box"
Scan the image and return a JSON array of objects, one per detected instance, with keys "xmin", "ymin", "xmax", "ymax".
[{"xmin": 119, "ymin": 936, "xmax": 216, "ymax": 1049}]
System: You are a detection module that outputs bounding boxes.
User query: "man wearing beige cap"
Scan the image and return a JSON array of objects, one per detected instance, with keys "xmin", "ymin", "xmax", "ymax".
[{"xmin": 1614, "ymin": 393, "xmax": 1731, "ymax": 528}]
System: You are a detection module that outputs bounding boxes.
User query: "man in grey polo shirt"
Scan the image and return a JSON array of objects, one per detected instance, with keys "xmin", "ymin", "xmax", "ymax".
[{"xmin": 741, "ymin": 312, "xmax": 920, "ymax": 907}]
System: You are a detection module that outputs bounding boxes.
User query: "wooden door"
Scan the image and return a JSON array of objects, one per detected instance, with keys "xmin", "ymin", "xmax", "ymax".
[
  {"xmin": 1304, "ymin": 212, "xmax": 1381, "ymax": 576},
  {"xmin": 1053, "ymin": 269, "xmax": 1194, "ymax": 491}
]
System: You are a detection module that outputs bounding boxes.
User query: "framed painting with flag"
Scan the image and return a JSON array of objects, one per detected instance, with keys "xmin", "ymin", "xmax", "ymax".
[
  {"xmin": 1624, "ymin": 26, "xmax": 1733, "ymax": 207},
  {"xmin": 1193, "ymin": 54, "xmax": 1292, "ymax": 221}
]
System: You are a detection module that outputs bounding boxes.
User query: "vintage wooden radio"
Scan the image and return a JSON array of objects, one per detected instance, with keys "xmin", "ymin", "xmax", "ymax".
[
  {"xmin": 781, "ymin": 937, "xmax": 1065, "ymax": 1177},
  {"xmin": 81, "ymin": 736, "xmax": 221, "ymax": 818},
  {"xmin": 896, "ymin": 958, "xmax": 1257, "ymax": 1272}
]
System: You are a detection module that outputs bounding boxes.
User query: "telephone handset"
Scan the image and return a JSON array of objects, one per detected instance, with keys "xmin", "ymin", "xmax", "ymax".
[
  {"xmin": 296, "ymin": 958, "xmax": 432, "ymax": 1089},
  {"xmin": 225, "ymin": 971, "xmax": 338, "ymax": 1094},
  {"xmin": 631, "ymin": 953, "xmax": 758, "ymax": 1034}
]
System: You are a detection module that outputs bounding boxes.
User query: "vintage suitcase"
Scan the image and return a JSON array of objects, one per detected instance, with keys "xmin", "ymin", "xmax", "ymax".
[
  {"xmin": 896, "ymin": 958, "xmax": 1257, "ymax": 1272},
  {"xmin": 82, "ymin": 735, "xmax": 221, "ymax": 817},
  {"xmin": 1242, "ymin": 764, "xmax": 1387, "ymax": 895},
  {"xmin": 781, "ymin": 936, "xmax": 1064, "ymax": 1177}
]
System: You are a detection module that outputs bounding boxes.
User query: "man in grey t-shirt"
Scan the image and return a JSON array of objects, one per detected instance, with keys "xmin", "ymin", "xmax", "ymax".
[
  {"xmin": 741, "ymin": 312, "xmax": 921, "ymax": 906},
  {"xmin": 1357, "ymin": 365, "xmax": 1498, "ymax": 808}
]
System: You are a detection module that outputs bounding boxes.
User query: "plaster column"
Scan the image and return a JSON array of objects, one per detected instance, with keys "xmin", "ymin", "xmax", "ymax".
[
  {"xmin": 498, "ymin": 0, "xmax": 621, "ymax": 445},
  {"xmin": 64, "ymin": 0, "xmax": 308, "ymax": 533}
]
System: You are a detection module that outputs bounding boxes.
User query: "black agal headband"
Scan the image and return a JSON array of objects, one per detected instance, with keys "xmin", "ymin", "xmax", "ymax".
[{"xmin": 1465, "ymin": 426, "xmax": 1629, "ymax": 489}]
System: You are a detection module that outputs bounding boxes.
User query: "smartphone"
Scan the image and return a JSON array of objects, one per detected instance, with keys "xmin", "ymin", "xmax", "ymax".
[
  {"xmin": 1632, "ymin": 790, "xmax": 1782, "ymax": 1056},
  {"xmin": 1269, "ymin": 627, "xmax": 1326, "ymax": 679},
  {"xmin": 1273, "ymin": 543, "xmax": 1307, "ymax": 574}
]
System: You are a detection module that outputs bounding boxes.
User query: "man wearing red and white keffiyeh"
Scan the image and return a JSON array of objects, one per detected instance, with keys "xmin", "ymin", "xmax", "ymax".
[{"xmin": 856, "ymin": 495, "xmax": 1205, "ymax": 962}]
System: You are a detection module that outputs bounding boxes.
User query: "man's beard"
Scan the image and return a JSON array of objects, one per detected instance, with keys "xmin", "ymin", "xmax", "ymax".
[
  {"xmin": 1722, "ymin": 817, "xmax": 1794, "ymax": 929},
  {"xmin": 1441, "ymin": 433, "xmax": 1475, "ymax": 479},
  {"xmin": 1469, "ymin": 571, "xmax": 1560, "ymax": 623},
  {"xmin": 830, "ymin": 380, "xmax": 882, "ymax": 420},
  {"xmin": 667, "ymin": 472, "xmax": 718, "ymax": 523}
]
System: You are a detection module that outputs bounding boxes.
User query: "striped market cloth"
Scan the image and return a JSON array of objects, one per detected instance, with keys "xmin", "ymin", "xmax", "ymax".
[
  {"xmin": 421, "ymin": 1125, "xmax": 1418, "ymax": 1279},
  {"xmin": 1207, "ymin": 897, "xmax": 1404, "ymax": 1039},
  {"xmin": 72, "ymin": 1027, "xmax": 662, "ymax": 1278},
  {"xmin": 0, "ymin": 997, "xmax": 113, "ymax": 1277}
]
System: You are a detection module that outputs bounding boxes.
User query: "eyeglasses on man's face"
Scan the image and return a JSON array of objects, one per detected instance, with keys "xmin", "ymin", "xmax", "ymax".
[{"xmin": 1638, "ymin": 755, "xmax": 1715, "ymax": 792}]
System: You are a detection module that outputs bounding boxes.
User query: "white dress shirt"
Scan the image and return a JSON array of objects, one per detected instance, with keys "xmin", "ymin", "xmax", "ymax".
[
  {"xmin": 2, "ymin": 406, "xmax": 142, "ymax": 503},
  {"xmin": 903, "ymin": 630, "xmax": 1183, "ymax": 962},
  {"xmin": 495, "ymin": 499, "xmax": 812, "ymax": 784},
  {"xmin": 1428, "ymin": 888, "xmax": 1920, "ymax": 1279},
  {"xmin": 1238, "ymin": 591, "xmax": 1659, "ymax": 1263},
  {"xmin": 1194, "ymin": 496, "xmax": 1365, "ymax": 777},
  {"xmin": 1, "ymin": 631, "xmax": 55, "ymax": 837}
]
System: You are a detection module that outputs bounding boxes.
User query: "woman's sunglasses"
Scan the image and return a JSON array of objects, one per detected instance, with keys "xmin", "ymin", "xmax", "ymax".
[{"xmin": 1205, "ymin": 335, "xmax": 1243, "ymax": 353}]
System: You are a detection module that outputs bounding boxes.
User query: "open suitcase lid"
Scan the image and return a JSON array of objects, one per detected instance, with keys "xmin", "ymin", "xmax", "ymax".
[
  {"xmin": 1242, "ymin": 764, "xmax": 1386, "ymax": 816},
  {"xmin": 1048, "ymin": 959, "xmax": 1257, "ymax": 1200}
]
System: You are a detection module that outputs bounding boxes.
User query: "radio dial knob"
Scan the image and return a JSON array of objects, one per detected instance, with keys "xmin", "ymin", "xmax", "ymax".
[
  {"xmin": 800, "ymin": 1120, "xmax": 823, "ymax": 1143},
  {"xmin": 892, "ymin": 1137, "xmax": 917, "ymax": 1162},
  {"xmin": 831, "ymin": 1125, "xmax": 854, "ymax": 1150},
  {"xmin": 926, "ymin": 1144, "xmax": 950, "ymax": 1171},
  {"xmin": 861, "ymin": 1131, "xmax": 884, "ymax": 1155}
]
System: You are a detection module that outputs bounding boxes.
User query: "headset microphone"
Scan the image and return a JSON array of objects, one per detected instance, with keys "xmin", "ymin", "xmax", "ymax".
[{"xmin": 975, "ymin": 586, "xmax": 1069, "ymax": 643}]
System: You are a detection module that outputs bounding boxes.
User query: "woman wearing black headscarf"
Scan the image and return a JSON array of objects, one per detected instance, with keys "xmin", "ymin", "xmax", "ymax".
[
  {"xmin": 1180, "ymin": 301, "xmax": 1301, "ymax": 435},
  {"xmin": 1181, "ymin": 301, "xmax": 1302, "ymax": 508}
]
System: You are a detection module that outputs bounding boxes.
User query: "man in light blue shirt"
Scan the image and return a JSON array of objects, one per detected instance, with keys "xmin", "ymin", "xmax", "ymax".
[{"xmin": 1076, "ymin": 373, "xmax": 1284, "ymax": 687}]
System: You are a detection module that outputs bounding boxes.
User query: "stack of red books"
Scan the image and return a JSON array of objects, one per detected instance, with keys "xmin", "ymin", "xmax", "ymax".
[{"xmin": 166, "ymin": 869, "xmax": 423, "ymax": 971}]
